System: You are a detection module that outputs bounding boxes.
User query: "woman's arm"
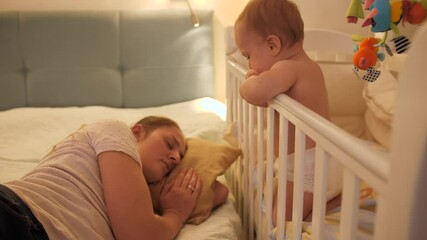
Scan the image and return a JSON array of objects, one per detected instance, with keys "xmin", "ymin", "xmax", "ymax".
[{"xmin": 98, "ymin": 151, "xmax": 199, "ymax": 240}]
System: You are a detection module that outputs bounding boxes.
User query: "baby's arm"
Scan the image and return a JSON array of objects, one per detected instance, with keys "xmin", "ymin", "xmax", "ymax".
[{"xmin": 239, "ymin": 62, "xmax": 298, "ymax": 107}]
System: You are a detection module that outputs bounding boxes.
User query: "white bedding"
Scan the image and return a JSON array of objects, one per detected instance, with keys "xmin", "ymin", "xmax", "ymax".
[{"xmin": 0, "ymin": 97, "xmax": 242, "ymax": 240}]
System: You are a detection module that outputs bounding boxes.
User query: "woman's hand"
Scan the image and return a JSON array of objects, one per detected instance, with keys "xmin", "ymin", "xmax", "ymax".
[{"xmin": 158, "ymin": 168, "xmax": 201, "ymax": 223}]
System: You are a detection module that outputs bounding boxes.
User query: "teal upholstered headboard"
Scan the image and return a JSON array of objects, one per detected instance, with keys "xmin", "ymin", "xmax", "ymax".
[{"xmin": 0, "ymin": 10, "xmax": 214, "ymax": 110}]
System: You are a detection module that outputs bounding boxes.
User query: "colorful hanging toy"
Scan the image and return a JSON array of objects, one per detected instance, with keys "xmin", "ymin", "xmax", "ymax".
[
  {"xmin": 346, "ymin": 0, "xmax": 427, "ymax": 82},
  {"xmin": 353, "ymin": 37, "xmax": 385, "ymax": 81}
]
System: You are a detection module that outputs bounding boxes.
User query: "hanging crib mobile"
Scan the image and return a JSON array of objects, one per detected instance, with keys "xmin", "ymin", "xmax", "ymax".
[{"xmin": 346, "ymin": 0, "xmax": 426, "ymax": 82}]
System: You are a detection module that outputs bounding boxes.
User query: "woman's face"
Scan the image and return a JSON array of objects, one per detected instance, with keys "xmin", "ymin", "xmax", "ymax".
[{"xmin": 136, "ymin": 126, "xmax": 186, "ymax": 183}]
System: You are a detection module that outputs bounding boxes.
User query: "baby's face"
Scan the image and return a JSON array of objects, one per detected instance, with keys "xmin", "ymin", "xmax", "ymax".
[{"xmin": 234, "ymin": 22, "xmax": 275, "ymax": 73}]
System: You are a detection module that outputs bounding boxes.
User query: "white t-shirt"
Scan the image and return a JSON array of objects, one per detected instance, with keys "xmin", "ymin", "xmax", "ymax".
[{"xmin": 6, "ymin": 120, "xmax": 141, "ymax": 239}]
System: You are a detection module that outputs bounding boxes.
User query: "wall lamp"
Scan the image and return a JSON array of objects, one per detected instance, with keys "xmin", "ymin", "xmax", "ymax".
[{"xmin": 185, "ymin": 0, "xmax": 200, "ymax": 27}]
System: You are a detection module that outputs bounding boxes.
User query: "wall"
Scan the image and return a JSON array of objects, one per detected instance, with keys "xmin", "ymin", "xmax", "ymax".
[
  {"xmin": 0, "ymin": 0, "xmax": 247, "ymax": 102},
  {"xmin": 0, "ymin": 0, "xmax": 202, "ymax": 10},
  {"xmin": 293, "ymin": 0, "xmax": 417, "ymax": 37},
  {"xmin": 0, "ymin": 0, "xmax": 418, "ymax": 102}
]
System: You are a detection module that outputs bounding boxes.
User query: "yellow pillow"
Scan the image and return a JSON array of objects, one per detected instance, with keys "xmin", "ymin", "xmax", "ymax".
[{"xmin": 150, "ymin": 138, "xmax": 241, "ymax": 224}]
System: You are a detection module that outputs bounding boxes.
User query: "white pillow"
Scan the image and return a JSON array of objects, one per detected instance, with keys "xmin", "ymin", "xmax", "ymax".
[
  {"xmin": 362, "ymin": 65, "xmax": 398, "ymax": 149},
  {"xmin": 320, "ymin": 62, "xmax": 371, "ymax": 139}
]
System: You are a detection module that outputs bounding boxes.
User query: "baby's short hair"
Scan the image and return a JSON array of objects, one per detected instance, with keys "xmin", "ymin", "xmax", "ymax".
[{"xmin": 236, "ymin": 0, "xmax": 304, "ymax": 47}]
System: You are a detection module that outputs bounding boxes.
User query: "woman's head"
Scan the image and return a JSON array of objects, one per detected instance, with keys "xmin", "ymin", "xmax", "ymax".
[
  {"xmin": 235, "ymin": 0, "xmax": 304, "ymax": 48},
  {"xmin": 135, "ymin": 116, "xmax": 181, "ymax": 136},
  {"xmin": 132, "ymin": 116, "xmax": 186, "ymax": 183}
]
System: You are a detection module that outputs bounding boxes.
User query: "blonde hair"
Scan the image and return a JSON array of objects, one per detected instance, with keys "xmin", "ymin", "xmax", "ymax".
[
  {"xmin": 136, "ymin": 116, "xmax": 181, "ymax": 136},
  {"xmin": 236, "ymin": 0, "xmax": 304, "ymax": 47}
]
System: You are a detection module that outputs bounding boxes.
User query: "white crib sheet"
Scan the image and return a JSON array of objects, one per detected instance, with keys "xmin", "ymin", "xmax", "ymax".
[{"xmin": 0, "ymin": 97, "xmax": 242, "ymax": 240}]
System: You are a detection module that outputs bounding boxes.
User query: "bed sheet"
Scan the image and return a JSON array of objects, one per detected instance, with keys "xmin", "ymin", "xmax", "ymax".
[
  {"xmin": 0, "ymin": 97, "xmax": 242, "ymax": 240},
  {"xmin": 178, "ymin": 175, "xmax": 242, "ymax": 240}
]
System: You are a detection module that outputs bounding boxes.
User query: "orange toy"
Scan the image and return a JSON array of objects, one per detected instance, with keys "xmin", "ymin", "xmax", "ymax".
[
  {"xmin": 353, "ymin": 37, "xmax": 381, "ymax": 70},
  {"xmin": 352, "ymin": 37, "xmax": 384, "ymax": 82}
]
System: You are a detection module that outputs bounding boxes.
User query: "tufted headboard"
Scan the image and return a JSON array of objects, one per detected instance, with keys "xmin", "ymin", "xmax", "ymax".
[{"xmin": 0, "ymin": 10, "xmax": 214, "ymax": 110}]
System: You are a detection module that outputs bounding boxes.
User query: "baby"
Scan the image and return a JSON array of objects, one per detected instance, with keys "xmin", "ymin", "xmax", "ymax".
[{"xmin": 234, "ymin": 0, "xmax": 342, "ymax": 224}]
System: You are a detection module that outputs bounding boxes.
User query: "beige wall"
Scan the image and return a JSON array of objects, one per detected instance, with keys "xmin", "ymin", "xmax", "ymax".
[
  {"xmin": 293, "ymin": 0, "xmax": 417, "ymax": 37},
  {"xmin": 5, "ymin": 0, "xmax": 414, "ymax": 102},
  {"xmin": 212, "ymin": 0, "xmax": 246, "ymax": 102},
  {"xmin": 0, "ymin": 0, "xmax": 198, "ymax": 10}
]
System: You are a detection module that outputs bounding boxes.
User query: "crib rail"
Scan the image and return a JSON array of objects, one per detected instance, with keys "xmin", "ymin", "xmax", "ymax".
[{"xmin": 226, "ymin": 59, "xmax": 390, "ymax": 240}]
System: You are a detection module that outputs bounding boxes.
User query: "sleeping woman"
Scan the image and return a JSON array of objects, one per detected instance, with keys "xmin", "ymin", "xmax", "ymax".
[{"xmin": 0, "ymin": 116, "xmax": 228, "ymax": 240}]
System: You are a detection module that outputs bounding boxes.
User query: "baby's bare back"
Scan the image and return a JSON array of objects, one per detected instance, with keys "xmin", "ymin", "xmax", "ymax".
[{"xmin": 273, "ymin": 57, "xmax": 329, "ymax": 155}]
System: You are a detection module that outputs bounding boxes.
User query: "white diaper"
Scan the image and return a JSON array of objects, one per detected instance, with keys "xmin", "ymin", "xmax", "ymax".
[{"xmin": 274, "ymin": 148, "xmax": 343, "ymax": 201}]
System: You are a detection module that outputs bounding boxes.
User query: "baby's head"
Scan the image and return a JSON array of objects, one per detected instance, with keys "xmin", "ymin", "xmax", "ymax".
[{"xmin": 235, "ymin": 0, "xmax": 304, "ymax": 48}]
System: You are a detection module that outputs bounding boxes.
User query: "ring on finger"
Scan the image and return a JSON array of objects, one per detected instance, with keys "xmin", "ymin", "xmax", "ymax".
[{"xmin": 187, "ymin": 185, "xmax": 195, "ymax": 192}]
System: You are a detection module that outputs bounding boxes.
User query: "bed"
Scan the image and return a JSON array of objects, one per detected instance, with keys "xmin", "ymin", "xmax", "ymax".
[
  {"xmin": 0, "ymin": 10, "xmax": 242, "ymax": 239},
  {"xmin": 225, "ymin": 26, "xmax": 427, "ymax": 240}
]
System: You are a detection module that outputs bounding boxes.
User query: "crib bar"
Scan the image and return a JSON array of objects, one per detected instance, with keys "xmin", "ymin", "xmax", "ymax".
[
  {"xmin": 227, "ymin": 72, "xmax": 236, "ymax": 197},
  {"xmin": 275, "ymin": 115, "xmax": 288, "ymax": 240},
  {"xmin": 340, "ymin": 169, "xmax": 361, "ymax": 240},
  {"xmin": 256, "ymin": 107, "xmax": 264, "ymax": 240},
  {"xmin": 226, "ymin": 72, "xmax": 238, "ymax": 205},
  {"xmin": 311, "ymin": 146, "xmax": 328, "ymax": 239},
  {"xmin": 265, "ymin": 107, "xmax": 275, "ymax": 232},
  {"xmin": 291, "ymin": 128, "xmax": 305, "ymax": 239},
  {"xmin": 248, "ymin": 104, "xmax": 256, "ymax": 240},
  {"xmin": 373, "ymin": 194, "xmax": 387, "ymax": 240},
  {"xmin": 227, "ymin": 60, "xmax": 249, "ymax": 239},
  {"xmin": 242, "ymin": 100, "xmax": 250, "ymax": 240},
  {"xmin": 226, "ymin": 69, "xmax": 234, "ymax": 126},
  {"xmin": 231, "ymin": 75, "xmax": 239, "ymax": 204},
  {"xmin": 237, "ymin": 95, "xmax": 244, "ymax": 236}
]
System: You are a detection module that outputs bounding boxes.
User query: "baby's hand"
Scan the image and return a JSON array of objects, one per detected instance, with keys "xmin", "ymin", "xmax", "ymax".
[{"xmin": 246, "ymin": 69, "xmax": 259, "ymax": 79}]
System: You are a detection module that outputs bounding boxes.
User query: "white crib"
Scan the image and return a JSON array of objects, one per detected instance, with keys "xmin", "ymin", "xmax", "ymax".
[{"xmin": 225, "ymin": 26, "xmax": 427, "ymax": 240}]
